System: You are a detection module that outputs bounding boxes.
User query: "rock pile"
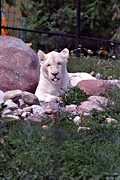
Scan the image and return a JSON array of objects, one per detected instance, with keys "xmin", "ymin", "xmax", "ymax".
[
  {"xmin": 0, "ymin": 89, "xmax": 64, "ymax": 121},
  {"xmin": 0, "ymin": 79, "xmax": 119, "ymax": 126}
]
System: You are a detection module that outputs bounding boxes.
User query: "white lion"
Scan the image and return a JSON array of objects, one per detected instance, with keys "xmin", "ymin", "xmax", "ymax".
[{"xmin": 35, "ymin": 48, "xmax": 96, "ymax": 102}]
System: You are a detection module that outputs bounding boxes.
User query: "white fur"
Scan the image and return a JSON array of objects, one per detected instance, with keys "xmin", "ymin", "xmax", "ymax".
[
  {"xmin": 69, "ymin": 72, "xmax": 96, "ymax": 87},
  {"xmin": 35, "ymin": 48, "xmax": 96, "ymax": 102},
  {"xmin": 35, "ymin": 48, "xmax": 70, "ymax": 102}
]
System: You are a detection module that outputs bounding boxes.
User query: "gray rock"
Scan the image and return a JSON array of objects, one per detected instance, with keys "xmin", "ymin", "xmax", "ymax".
[
  {"xmin": 18, "ymin": 99, "xmax": 27, "ymax": 109},
  {"xmin": 43, "ymin": 101, "xmax": 62, "ymax": 114},
  {"xmin": 73, "ymin": 116, "xmax": 81, "ymax": 126},
  {"xmin": 77, "ymin": 126, "xmax": 90, "ymax": 133},
  {"xmin": 2, "ymin": 108, "xmax": 12, "ymax": 116},
  {"xmin": 78, "ymin": 100, "xmax": 103, "ymax": 113},
  {"xmin": 14, "ymin": 108, "xmax": 23, "ymax": 116},
  {"xmin": 25, "ymin": 113, "xmax": 43, "ymax": 122},
  {"xmin": 64, "ymin": 104, "xmax": 78, "ymax": 112},
  {"xmin": 0, "ymin": 90, "xmax": 5, "ymax": 105},
  {"xmin": 105, "ymin": 80, "xmax": 120, "ymax": 87},
  {"xmin": 4, "ymin": 89, "xmax": 22, "ymax": 101},
  {"xmin": 22, "ymin": 91, "xmax": 39, "ymax": 105},
  {"xmin": 23, "ymin": 106, "xmax": 32, "ymax": 113},
  {"xmin": 32, "ymin": 105, "xmax": 43, "ymax": 114},
  {"xmin": 88, "ymin": 96, "xmax": 108, "ymax": 107},
  {"xmin": 104, "ymin": 117, "xmax": 118, "ymax": 125},
  {"xmin": 21, "ymin": 112, "xmax": 31, "ymax": 118},
  {"xmin": 4, "ymin": 99, "xmax": 18, "ymax": 110},
  {"xmin": 42, "ymin": 125, "xmax": 49, "ymax": 129},
  {"xmin": 2, "ymin": 113, "xmax": 20, "ymax": 120}
]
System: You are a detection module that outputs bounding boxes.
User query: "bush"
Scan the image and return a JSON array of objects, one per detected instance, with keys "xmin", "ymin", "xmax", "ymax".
[{"xmin": 61, "ymin": 86, "xmax": 88, "ymax": 105}]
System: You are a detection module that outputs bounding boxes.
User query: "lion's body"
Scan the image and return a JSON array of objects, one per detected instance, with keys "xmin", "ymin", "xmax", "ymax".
[
  {"xmin": 35, "ymin": 49, "xmax": 70, "ymax": 102},
  {"xmin": 35, "ymin": 49, "xmax": 96, "ymax": 102}
]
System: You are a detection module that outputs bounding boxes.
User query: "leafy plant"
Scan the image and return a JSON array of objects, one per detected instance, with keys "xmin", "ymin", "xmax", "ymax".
[
  {"xmin": 90, "ymin": 109, "xmax": 109, "ymax": 124},
  {"xmin": 104, "ymin": 87, "xmax": 120, "ymax": 120},
  {"xmin": 61, "ymin": 86, "xmax": 88, "ymax": 105}
]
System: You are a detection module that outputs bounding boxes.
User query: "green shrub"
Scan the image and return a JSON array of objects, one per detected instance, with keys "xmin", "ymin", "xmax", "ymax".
[{"xmin": 61, "ymin": 86, "xmax": 88, "ymax": 105}]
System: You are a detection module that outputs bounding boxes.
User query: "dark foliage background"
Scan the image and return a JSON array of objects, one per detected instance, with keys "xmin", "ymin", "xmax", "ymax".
[{"xmin": 20, "ymin": 0, "xmax": 120, "ymax": 51}]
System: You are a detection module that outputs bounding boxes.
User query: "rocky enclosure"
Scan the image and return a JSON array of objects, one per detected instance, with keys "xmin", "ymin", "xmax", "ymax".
[{"xmin": 0, "ymin": 79, "xmax": 119, "ymax": 127}]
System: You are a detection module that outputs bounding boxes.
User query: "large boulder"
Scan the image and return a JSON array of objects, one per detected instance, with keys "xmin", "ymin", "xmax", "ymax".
[
  {"xmin": 77, "ymin": 79, "xmax": 120, "ymax": 96},
  {"xmin": 77, "ymin": 79, "xmax": 107, "ymax": 96},
  {"xmin": 0, "ymin": 36, "xmax": 40, "ymax": 93}
]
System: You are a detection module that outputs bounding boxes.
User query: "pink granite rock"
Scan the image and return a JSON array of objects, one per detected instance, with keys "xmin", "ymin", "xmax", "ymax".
[
  {"xmin": 77, "ymin": 79, "xmax": 107, "ymax": 96},
  {"xmin": 78, "ymin": 100, "xmax": 103, "ymax": 113},
  {"xmin": 0, "ymin": 36, "xmax": 40, "ymax": 93},
  {"xmin": 88, "ymin": 96, "xmax": 108, "ymax": 107},
  {"xmin": 64, "ymin": 104, "xmax": 78, "ymax": 112}
]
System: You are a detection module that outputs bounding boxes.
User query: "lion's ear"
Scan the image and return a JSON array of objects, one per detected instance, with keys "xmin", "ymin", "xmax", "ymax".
[
  {"xmin": 37, "ymin": 50, "xmax": 46, "ymax": 64},
  {"xmin": 60, "ymin": 48, "xmax": 69, "ymax": 59}
]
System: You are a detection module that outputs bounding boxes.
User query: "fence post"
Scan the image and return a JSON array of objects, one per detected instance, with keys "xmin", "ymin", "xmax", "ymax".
[
  {"xmin": 76, "ymin": 0, "xmax": 81, "ymax": 54},
  {"xmin": 0, "ymin": 0, "xmax": 1, "ymax": 35}
]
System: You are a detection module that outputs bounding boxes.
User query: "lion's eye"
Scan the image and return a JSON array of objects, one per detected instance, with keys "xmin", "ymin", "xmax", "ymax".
[
  {"xmin": 58, "ymin": 62, "xmax": 61, "ymax": 65},
  {"xmin": 47, "ymin": 64, "xmax": 50, "ymax": 67}
]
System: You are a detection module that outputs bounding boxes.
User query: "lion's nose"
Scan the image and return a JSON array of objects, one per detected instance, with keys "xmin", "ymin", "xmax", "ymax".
[{"xmin": 52, "ymin": 72, "xmax": 59, "ymax": 76}]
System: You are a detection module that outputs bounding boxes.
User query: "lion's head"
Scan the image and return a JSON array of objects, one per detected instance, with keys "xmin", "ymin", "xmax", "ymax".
[{"xmin": 37, "ymin": 48, "xmax": 69, "ymax": 84}]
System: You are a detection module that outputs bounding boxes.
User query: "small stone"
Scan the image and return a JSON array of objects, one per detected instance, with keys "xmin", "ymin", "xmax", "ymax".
[
  {"xmin": 4, "ymin": 99, "xmax": 18, "ymax": 110},
  {"xmin": 0, "ymin": 90, "xmax": 5, "ymax": 105},
  {"xmin": 41, "ymin": 136, "xmax": 46, "ymax": 140},
  {"xmin": 18, "ymin": 99, "xmax": 27, "ymax": 109},
  {"xmin": 32, "ymin": 105, "xmax": 43, "ymax": 114},
  {"xmin": 2, "ymin": 109, "xmax": 12, "ymax": 116},
  {"xmin": 23, "ymin": 106, "xmax": 32, "ymax": 113},
  {"xmin": 78, "ymin": 101, "xmax": 103, "ymax": 113},
  {"xmin": 107, "ymin": 76, "xmax": 112, "ymax": 80},
  {"xmin": 104, "ymin": 117, "xmax": 118, "ymax": 125},
  {"xmin": 88, "ymin": 96, "xmax": 108, "ymax": 107},
  {"xmin": 77, "ymin": 126, "xmax": 90, "ymax": 133},
  {"xmin": 22, "ymin": 91, "xmax": 39, "ymax": 105},
  {"xmin": 25, "ymin": 113, "xmax": 43, "ymax": 122},
  {"xmin": 90, "ymin": 71, "xmax": 95, "ymax": 76},
  {"xmin": 21, "ymin": 112, "xmax": 31, "ymax": 118},
  {"xmin": 2, "ymin": 114, "xmax": 20, "ymax": 120},
  {"xmin": 73, "ymin": 116, "xmax": 81, "ymax": 126},
  {"xmin": 64, "ymin": 104, "xmax": 78, "ymax": 112},
  {"xmin": 95, "ymin": 73, "xmax": 101, "ymax": 79},
  {"xmin": 44, "ymin": 106, "xmax": 56, "ymax": 114},
  {"xmin": 42, "ymin": 125, "xmax": 49, "ymax": 130},
  {"xmin": 105, "ymin": 80, "xmax": 120, "ymax": 87},
  {"xmin": 4, "ymin": 89, "xmax": 22, "ymax": 101},
  {"xmin": 14, "ymin": 108, "xmax": 23, "ymax": 116}
]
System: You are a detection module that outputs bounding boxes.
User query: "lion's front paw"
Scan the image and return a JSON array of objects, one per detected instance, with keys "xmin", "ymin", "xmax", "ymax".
[{"xmin": 48, "ymin": 95, "xmax": 60, "ymax": 103}]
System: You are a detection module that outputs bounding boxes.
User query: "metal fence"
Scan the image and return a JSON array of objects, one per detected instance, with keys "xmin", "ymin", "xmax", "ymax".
[{"xmin": 0, "ymin": 0, "xmax": 120, "ymax": 57}]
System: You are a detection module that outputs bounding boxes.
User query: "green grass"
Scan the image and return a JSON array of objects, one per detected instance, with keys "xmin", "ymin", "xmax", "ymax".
[
  {"xmin": 61, "ymin": 86, "xmax": 88, "ymax": 105},
  {"xmin": 1, "ymin": 56, "xmax": 120, "ymax": 179},
  {"xmin": 0, "ymin": 117, "xmax": 120, "ymax": 179},
  {"xmin": 68, "ymin": 56, "xmax": 120, "ymax": 79}
]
